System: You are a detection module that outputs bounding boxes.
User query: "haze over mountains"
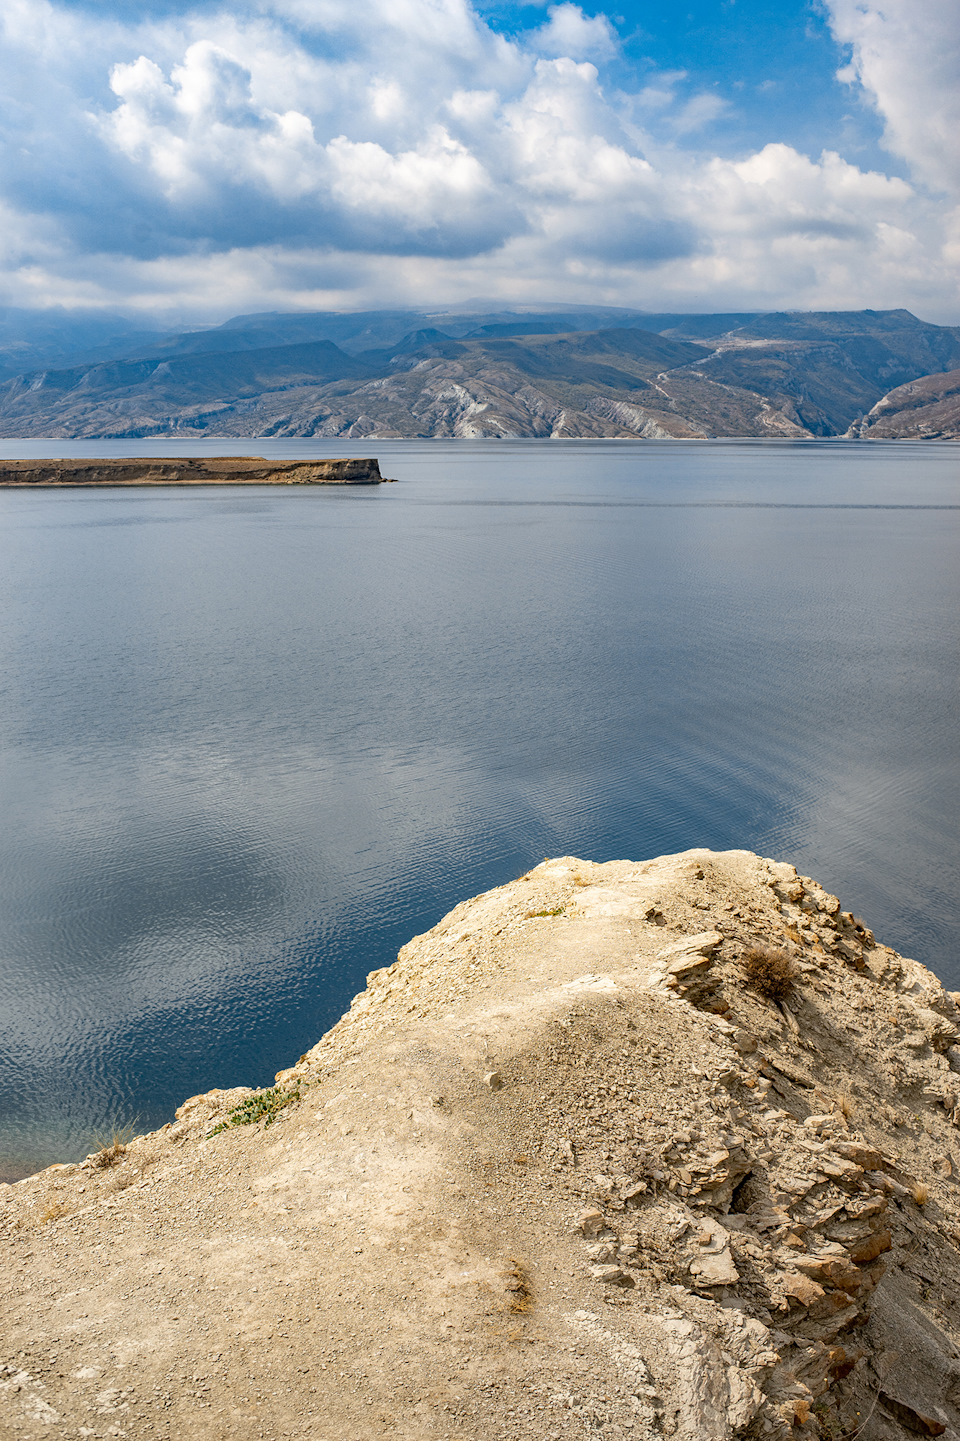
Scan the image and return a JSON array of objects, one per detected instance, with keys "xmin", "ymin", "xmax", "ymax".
[{"xmin": 0, "ymin": 306, "xmax": 958, "ymax": 440}]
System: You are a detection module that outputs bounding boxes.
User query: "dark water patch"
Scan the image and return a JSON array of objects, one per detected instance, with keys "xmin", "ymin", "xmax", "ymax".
[{"xmin": 0, "ymin": 440, "xmax": 957, "ymax": 1178}]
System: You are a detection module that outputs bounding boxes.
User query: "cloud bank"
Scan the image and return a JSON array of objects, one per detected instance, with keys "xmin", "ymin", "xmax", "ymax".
[{"xmin": 0, "ymin": 0, "xmax": 956, "ymax": 320}]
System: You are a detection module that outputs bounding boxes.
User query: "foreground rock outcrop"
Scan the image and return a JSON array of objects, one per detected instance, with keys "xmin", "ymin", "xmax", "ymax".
[
  {"xmin": 4, "ymin": 848, "xmax": 960, "ymax": 1440},
  {"xmin": 0, "ymin": 457, "xmax": 388, "ymax": 486}
]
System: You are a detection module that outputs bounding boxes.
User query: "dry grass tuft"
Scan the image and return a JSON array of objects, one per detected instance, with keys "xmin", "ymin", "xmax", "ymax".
[
  {"xmin": 91, "ymin": 1122, "xmax": 137, "ymax": 1169},
  {"xmin": 39, "ymin": 1200, "xmax": 69, "ymax": 1224},
  {"xmin": 834, "ymin": 1093, "xmax": 855, "ymax": 1121},
  {"xmin": 502, "ymin": 1259, "xmax": 533, "ymax": 1314},
  {"xmin": 742, "ymin": 945, "xmax": 797, "ymax": 1002},
  {"xmin": 91, "ymin": 1137, "xmax": 127, "ymax": 1169},
  {"xmin": 912, "ymin": 1181, "xmax": 930, "ymax": 1208}
]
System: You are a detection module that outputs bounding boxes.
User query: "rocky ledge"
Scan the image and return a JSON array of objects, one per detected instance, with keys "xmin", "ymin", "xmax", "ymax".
[
  {"xmin": 3, "ymin": 849, "xmax": 960, "ymax": 1440},
  {"xmin": 0, "ymin": 456, "xmax": 389, "ymax": 486}
]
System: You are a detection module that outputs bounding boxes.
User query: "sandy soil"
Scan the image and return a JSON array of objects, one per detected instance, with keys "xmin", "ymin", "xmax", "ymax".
[{"xmin": 4, "ymin": 848, "xmax": 960, "ymax": 1440}]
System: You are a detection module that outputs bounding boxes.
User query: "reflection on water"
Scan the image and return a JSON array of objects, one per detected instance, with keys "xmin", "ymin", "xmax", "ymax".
[{"xmin": 1, "ymin": 440, "xmax": 958, "ymax": 1178}]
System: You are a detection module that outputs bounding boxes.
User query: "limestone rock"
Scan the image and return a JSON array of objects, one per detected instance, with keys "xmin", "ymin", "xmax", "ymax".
[
  {"xmin": 0, "ymin": 457, "xmax": 388, "ymax": 486},
  {"xmin": 782, "ymin": 1272, "xmax": 826, "ymax": 1307},
  {"xmin": 578, "ymin": 1209, "xmax": 606, "ymax": 1237},
  {"xmin": 590, "ymin": 1264, "xmax": 635, "ymax": 1287},
  {"xmin": 6, "ymin": 846, "xmax": 960, "ymax": 1441}
]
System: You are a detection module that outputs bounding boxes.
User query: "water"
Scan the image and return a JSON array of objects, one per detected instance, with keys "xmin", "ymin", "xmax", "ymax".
[{"xmin": 1, "ymin": 438, "xmax": 958, "ymax": 1180}]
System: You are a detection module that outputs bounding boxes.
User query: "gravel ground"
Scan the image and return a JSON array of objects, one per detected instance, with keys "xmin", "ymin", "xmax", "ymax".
[{"xmin": 4, "ymin": 847, "xmax": 960, "ymax": 1441}]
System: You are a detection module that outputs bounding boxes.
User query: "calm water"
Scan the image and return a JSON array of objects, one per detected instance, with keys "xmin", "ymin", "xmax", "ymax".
[{"xmin": 1, "ymin": 439, "xmax": 958, "ymax": 1180}]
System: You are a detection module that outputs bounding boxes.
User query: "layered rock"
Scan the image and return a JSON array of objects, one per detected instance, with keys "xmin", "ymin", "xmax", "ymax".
[
  {"xmin": 0, "ymin": 456, "xmax": 388, "ymax": 485},
  {"xmin": 852, "ymin": 368, "xmax": 960, "ymax": 439},
  {"xmin": 3, "ymin": 848, "xmax": 960, "ymax": 1439},
  {"xmin": 2, "ymin": 309, "xmax": 958, "ymax": 439}
]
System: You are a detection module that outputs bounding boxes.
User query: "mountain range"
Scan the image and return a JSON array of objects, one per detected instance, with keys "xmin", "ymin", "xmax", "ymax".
[{"xmin": 0, "ymin": 305, "xmax": 958, "ymax": 439}]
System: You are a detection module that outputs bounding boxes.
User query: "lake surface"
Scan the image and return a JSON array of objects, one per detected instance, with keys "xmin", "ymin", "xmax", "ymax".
[{"xmin": 1, "ymin": 439, "xmax": 958, "ymax": 1180}]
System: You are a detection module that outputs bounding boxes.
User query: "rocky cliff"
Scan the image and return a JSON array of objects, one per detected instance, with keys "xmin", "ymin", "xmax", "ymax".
[
  {"xmin": 3, "ymin": 848, "xmax": 960, "ymax": 1440},
  {"xmin": 0, "ymin": 457, "xmax": 387, "ymax": 485},
  {"xmin": 853, "ymin": 369, "xmax": 960, "ymax": 439}
]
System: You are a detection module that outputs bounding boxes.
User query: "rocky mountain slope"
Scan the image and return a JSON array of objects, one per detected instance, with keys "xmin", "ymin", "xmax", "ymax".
[
  {"xmin": 4, "ymin": 847, "xmax": 960, "ymax": 1440},
  {"xmin": 0, "ymin": 308, "xmax": 958, "ymax": 438},
  {"xmin": 854, "ymin": 368, "xmax": 960, "ymax": 438}
]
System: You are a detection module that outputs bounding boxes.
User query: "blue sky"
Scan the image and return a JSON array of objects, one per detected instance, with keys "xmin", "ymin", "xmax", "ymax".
[
  {"xmin": 482, "ymin": 0, "xmax": 884, "ymax": 161},
  {"xmin": 0, "ymin": 0, "xmax": 957, "ymax": 321}
]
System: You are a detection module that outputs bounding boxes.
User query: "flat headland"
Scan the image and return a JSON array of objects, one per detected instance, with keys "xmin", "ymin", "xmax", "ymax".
[
  {"xmin": 3, "ymin": 848, "xmax": 960, "ymax": 1439},
  {"xmin": 0, "ymin": 456, "xmax": 389, "ymax": 486}
]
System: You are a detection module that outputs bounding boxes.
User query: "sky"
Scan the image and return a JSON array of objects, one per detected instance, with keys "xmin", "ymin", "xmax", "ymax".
[{"xmin": 0, "ymin": 0, "xmax": 958, "ymax": 323}]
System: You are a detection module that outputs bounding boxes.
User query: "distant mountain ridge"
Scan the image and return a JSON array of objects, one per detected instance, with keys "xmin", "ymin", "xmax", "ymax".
[
  {"xmin": 0, "ymin": 305, "xmax": 958, "ymax": 438},
  {"xmin": 0, "ymin": 307, "xmax": 168, "ymax": 384}
]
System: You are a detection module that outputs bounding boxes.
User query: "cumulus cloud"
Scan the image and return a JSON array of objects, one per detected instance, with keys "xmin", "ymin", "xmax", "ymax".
[
  {"xmin": 664, "ymin": 145, "xmax": 929, "ymax": 307},
  {"xmin": 826, "ymin": 0, "xmax": 960, "ymax": 195},
  {"xmin": 0, "ymin": 0, "xmax": 954, "ymax": 319},
  {"xmin": 96, "ymin": 39, "xmax": 515, "ymax": 254},
  {"xmin": 530, "ymin": 4, "xmax": 618, "ymax": 61}
]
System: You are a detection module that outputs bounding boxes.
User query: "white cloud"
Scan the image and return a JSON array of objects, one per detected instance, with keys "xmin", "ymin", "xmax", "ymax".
[
  {"xmin": 0, "ymin": 0, "xmax": 955, "ymax": 320},
  {"xmin": 632, "ymin": 71, "xmax": 688, "ymax": 111},
  {"xmin": 709, "ymin": 143, "xmax": 914, "ymax": 235},
  {"xmin": 530, "ymin": 4, "xmax": 618, "ymax": 61},
  {"xmin": 94, "ymin": 35, "xmax": 518, "ymax": 255},
  {"xmin": 661, "ymin": 144, "xmax": 930, "ymax": 308},
  {"xmin": 671, "ymin": 91, "xmax": 729, "ymax": 136},
  {"xmin": 826, "ymin": 0, "xmax": 960, "ymax": 195},
  {"xmin": 325, "ymin": 128, "xmax": 510, "ymax": 252}
]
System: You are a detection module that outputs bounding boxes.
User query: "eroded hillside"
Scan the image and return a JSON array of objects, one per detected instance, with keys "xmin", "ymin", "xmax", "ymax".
[
  {"xmin": 854, "ymin": 368, "xmax": 960, "ymax": 438},
  {"xmin": 0, "ymin": 308, "xmax": 957, "ymax": 438},
  {"xmin": 3, "ymin": 848, "xmax": 960, "ymax": 1440}
]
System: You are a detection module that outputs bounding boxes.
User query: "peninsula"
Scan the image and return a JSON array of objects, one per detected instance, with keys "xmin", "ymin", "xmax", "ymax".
[
  {"xmin": 3, "ymin": 849, "xmax": 960, "ymax": 1440},
  {"xmin": 0, "ymin": 456, "xmax": 389, "ymax": 486}
]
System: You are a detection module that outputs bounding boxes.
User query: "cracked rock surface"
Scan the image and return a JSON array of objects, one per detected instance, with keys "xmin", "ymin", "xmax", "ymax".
[{"xmin": 3, "ymin": 848, "xmax": 960, "ymax": 1440}]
